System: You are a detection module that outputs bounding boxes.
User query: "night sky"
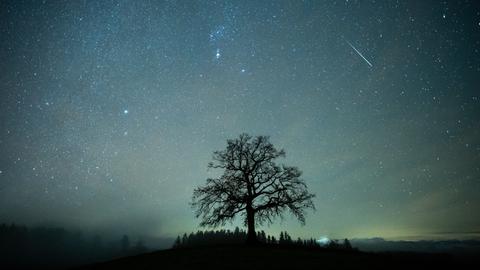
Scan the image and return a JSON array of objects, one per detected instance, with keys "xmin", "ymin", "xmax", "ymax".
[{"xmin": 1, "ymin": 0, "xmax": 479, "ymax": 241}]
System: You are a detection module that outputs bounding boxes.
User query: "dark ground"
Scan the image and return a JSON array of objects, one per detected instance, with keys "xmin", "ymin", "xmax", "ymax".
[{"xmin": 79, "ymin": 245, "xmax": 478, "ymax": 270}]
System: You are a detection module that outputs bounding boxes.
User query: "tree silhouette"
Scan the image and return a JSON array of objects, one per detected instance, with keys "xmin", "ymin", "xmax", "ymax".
[
  {"xmin": 121, "ymin": 235, "xmax": 130, "ymax": 252},
  {"xmin": 343, "ymin": 238, "xmax": 352, "ymax": 250},
  {"xmin": 173, "ymin": 236, "xmax": 181, "ymax": 248},
  {"xmin": 192, "ymin": 133, "xmax": 316, "ymax": 244}
]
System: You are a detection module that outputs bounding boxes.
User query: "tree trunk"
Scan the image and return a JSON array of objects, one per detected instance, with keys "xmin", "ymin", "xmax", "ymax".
[{"xmin": 246, "ymin": 206, "xmax": 257, "ymax": 245}]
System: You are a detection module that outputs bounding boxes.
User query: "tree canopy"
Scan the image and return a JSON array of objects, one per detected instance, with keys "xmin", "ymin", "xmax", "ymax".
[{"xmin": 192, "ymin": 133, "xmax": 315, "ymax": 244}]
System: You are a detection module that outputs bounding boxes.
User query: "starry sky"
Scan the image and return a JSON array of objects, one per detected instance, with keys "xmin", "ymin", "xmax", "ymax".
[{"xmin": 1, "ymin": 0, "xmax": 479, "ymax": 241}]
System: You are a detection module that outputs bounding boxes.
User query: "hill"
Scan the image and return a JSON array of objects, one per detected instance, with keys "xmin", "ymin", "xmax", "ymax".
[{"xmin": 80, "ymin": 245, "xmax": 469, "ymax": 270}]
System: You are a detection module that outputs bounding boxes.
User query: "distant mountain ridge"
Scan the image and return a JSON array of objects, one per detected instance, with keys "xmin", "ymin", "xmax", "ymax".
[{"xmin": 350, "ymin": 238, "xmax": 480, "ymax": 254}]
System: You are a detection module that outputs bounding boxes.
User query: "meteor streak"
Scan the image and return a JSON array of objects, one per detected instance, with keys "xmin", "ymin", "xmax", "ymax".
[{"xmin": 345, "ymin": 39, "xmax": 373, "ymax": 67}]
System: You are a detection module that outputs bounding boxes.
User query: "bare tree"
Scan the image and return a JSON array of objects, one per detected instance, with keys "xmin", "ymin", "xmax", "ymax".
[{"xmin": 192, "ymin": 133, "xmax": 315, "ymax": 244}]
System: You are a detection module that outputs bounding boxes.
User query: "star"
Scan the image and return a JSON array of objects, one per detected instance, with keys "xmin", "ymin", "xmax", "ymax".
[
  {"xmin": 123, "ymin": 109, "xmax": 129, "ymax": 114},
  {"xmin": 215, "ymin": 48, "xmax": 221, "ymax": 59},
  {"xmin": 210, "ymin": 25, "xmax": 225, "ymax": 42}
]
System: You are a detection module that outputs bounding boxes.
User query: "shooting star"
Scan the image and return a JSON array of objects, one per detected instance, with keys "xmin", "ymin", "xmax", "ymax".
[{"xmin": 345, "ymin": 39, "xmax": 373, "ymax": 67}]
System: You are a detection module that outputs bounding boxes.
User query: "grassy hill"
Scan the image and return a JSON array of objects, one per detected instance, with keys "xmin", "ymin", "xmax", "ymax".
[{"xmin": 80, "ymin": 245, "xmax": 468, "ymax": 270}]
